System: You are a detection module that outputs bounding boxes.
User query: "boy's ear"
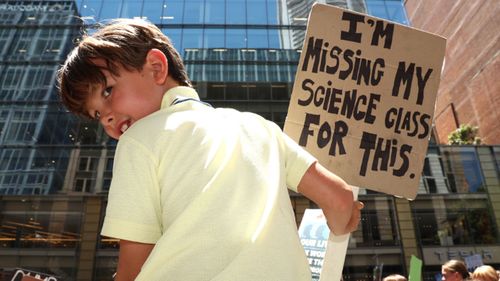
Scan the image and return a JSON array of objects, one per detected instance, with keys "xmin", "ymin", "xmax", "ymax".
[{"xmin": 145, "ymin": 48, "xmax": 168, "ymax": 84}]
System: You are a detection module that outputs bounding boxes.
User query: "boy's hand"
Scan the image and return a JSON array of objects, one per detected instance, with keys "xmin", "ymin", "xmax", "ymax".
[
  {"xmin": 326, "ymin": 200, "xmax": 364, "ymax": 235},
  {"xmin": 345, "ymin": 200, "xmax": 364, "ymax": 233},
  {"xmin": 298, "ymin": 162, "xmax": 365, "ymax": 236}
]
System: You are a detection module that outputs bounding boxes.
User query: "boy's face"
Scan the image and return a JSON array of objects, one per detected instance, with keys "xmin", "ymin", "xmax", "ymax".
[{"xmin": 85, "ymin": 58, "xmax": 166, "ymax": 140}]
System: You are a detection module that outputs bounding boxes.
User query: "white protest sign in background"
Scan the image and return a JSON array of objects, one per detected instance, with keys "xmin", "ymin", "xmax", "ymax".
[
  {"xmin": 298, "ymin": 187, "xmax": 359, "ymax": 281},
  {"xmin": 464, "ymin": 254, "xmax": 484, "ymax": 272},
  {"xmin": 299, "ymin": 209, "xmax": 330, "ymax": 280},
  {"xmin": 285, "ymin": 3, "xmax": 446, "ymax": 199}
]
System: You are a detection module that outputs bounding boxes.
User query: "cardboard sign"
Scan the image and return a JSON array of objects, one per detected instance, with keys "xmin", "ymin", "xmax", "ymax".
[{"xmin": 284, "ymin": 4, "xmax": 446, "ymax": 199}]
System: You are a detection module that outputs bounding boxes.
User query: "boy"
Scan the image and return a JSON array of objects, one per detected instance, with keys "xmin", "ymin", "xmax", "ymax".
[{"xmin": 58, "ymin": 19, "xmax": 363, "ymax": 281}]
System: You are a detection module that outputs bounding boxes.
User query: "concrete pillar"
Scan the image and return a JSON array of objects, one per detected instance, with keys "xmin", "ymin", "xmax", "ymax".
[
  {"xmin": 394, "ymin": 197, "xmax": 421, "ymax": 273},
  {"xmin": 76, "ymin": 196, "xmax": 102, "ymax": 281}
]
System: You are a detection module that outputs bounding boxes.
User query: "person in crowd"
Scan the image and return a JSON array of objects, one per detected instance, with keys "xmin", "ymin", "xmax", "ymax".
[
  {"xmin": 57, "ymin": 18, "xmax": 364, "ymax": 281},
  {"xmin": 383, "ymin": 274, "xmax": 407, "ymax": 281},
  {"xmin": 471, "ymin": 265, "xmax": 498, "ymax": 281},
  {"xmin": 441, "ymin": 259, "xmax": 470, "ymax": 281}
]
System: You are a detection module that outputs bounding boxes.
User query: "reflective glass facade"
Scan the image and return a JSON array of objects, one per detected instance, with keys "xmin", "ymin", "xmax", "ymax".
[
  {"xmin": 0, "ymin": 0, "xmax": 410, "ymax": 196},
  {"xmin": 0, "ymin": 1, "xmax": 499, "ymax": 281},
  {"xmin": 0, "ymin": 1, "xmax": 81, "ymax": 197}
]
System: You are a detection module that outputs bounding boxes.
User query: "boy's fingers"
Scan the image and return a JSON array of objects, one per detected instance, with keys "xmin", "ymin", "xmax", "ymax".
[
  {"xmin": 356, "ymin": 201, "xmax": 364, "ymax": 209},
  {"xmin": 327, "ymin": 201, "xmax": 364, "ymax": 234},
  {"xmin": 346, "ymin": 201, "xmax": 363, "ymax": 232}
]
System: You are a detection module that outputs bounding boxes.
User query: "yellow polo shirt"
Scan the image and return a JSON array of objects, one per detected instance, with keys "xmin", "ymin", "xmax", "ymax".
[{"xmin": 101, "ymin": 87, "xmax": 316, "ymax": 280}]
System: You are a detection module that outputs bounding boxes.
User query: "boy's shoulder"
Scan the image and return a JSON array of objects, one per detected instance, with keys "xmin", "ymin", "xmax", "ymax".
[{"xmin": 119, "ymin": 110, "xmax": 167, "ymax": 146}]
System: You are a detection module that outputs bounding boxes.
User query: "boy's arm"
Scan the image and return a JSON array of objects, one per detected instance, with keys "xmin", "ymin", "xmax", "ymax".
[
  {"xmin": 114, "ymin": 240, "xmax": 154, "ymax": 281},
  {"xmin": 297, "ymin": 161, "xmax": 363, "ymax": 235}
]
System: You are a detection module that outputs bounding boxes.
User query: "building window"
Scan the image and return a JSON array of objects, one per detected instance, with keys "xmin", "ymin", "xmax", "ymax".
[
  {"xmin": 141, "ymin": 0, "xmax": 163, "ymax": 24},
  {"xmin": 226, "ymin": 0, "xmax": 246, "ymax": 24},
  {"xmin": 493, "ymin": 146, "xmax": 500, "ymax": 175},
  {"xmin": 412, "ymin": 196, "xmax": 498, "ymax": 246},
  {"xmin": 79, "ymin": 0, "xmax": 101, "ymax": 24},
  {"xmin": 183, "ymin": 0, "xmax": 204, "ymax": 24},
  {"xmin": 33, "ymin": 29, "xmax": 64, "ymax": 59},
  {"xmin": 0, "ymin": 108, "xmax": 9, "ymax": 142},
  {"xmin": 0, "ymin": 197, "xmax": 83, "ymax": 251},
  {"xmin": 8, "ymin": 28, "xmax": 38, "ymax": 59},
  {"xmin": 0, "ymin": 65, "xmax": 24, "ymax": 101},
  {"xmin": 204, "ymin": 0, "xmax": 225, "ymax": 24},
  {"xmin": 18, "ymin": 66, "xmax": 56, "ymax": 101},
  {"xmin": 74, "ymin": 178, "xmax": 94, "ymax": 193},
  {"xmin": 4, "ymin": 109, "xmax": 41, "ymax": 143},
  {"xmin": 100, "ymin": 0, "xmax": 123, "ymax": 21},
  {"xmin": 440, "ymin": 147, "xmax": 486, "ymax": 193},
  {"xmin": 246, "ymin": 0, "xmax": 268, "ymax": 24},
  {"xmin": 0, "ymin": 28, "xmax": 14, "ymax": 56},
  {"xmin": 204, "ymin": 28, "xmax": 225, "ymax": 49},
  {"xmin": 102, "ymin": 178, "xmax": 112, "ymax": 192},
  {"xmin": 120, "ymin": 0, "xmax": 142, "ymax": 18},
  {"xmin": 0, "ymin": 149, "xmax": 28, "ymax": 171},
  {"xmin": 78, "ymin": 157, "xmax": 99, "ymax": 172},
  {"xmin": 105, "ymin": 158, "xmax": 114, "ymax": 171},
  {"xmin": 365, "ymin": 0, "xmax": 409, "ymax": 25},
  {"xmin": 350, "ymin": 196, "xmax": 400, "ymax": 247},
  {"xmin": 420, "ymin": 147, "xmax": 451, "ymax": 194}
]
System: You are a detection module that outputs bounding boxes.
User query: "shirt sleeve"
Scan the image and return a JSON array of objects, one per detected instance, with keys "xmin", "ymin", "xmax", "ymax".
[
  {"xmin": 101, "ymin": 136, "xmax": 162, "ymax": 244},
  {"xmin": 280, "ymin": 128, "xmax": 317, "ymax": 192}
]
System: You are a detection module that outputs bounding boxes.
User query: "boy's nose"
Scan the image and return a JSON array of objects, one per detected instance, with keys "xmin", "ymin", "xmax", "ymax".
[{"xmin": 100, "ymin": 111, "xmax": 114, "ymax": 127}]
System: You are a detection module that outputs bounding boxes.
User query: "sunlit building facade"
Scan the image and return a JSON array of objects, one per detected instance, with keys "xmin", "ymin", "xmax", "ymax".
[
  {"xmin": 0, "ymin": 1, "xmax": 498, "ymax": 281},
  {"xmin": 404, "ymin": 0, "xmax": 499, "ymax": 145}
]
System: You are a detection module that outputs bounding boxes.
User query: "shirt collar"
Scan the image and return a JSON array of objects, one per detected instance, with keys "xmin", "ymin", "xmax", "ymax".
[{"xmin": 161, "ymin": 86, "xmax": 200, "ymax": 109}]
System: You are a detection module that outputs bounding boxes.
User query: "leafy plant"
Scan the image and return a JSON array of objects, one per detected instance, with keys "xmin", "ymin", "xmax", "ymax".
[{"xmin": 447, "ymin": 124, "xmax": 481, "ymax": 145}]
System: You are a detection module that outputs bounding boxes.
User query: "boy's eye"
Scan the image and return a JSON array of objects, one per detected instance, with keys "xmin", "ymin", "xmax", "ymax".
[{"xmin": 103, "ymin": 86, "xmax": 113, "ymax": 97}]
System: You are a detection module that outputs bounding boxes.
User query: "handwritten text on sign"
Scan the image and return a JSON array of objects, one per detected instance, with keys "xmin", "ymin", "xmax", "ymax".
[{"xmin": 285, "ymin": 4, "xmax": 446, "ymax": 199}]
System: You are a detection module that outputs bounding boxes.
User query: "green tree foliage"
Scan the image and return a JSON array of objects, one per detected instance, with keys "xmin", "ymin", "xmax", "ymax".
[{"xmin": 447, "ymin": 124, "xmax": 481, "ymax": 145}]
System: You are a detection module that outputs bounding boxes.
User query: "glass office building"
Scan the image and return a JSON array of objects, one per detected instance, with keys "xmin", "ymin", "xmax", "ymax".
[{"xmin": 0, "ymin": 1, "xmax": 498, "ymax": 280}]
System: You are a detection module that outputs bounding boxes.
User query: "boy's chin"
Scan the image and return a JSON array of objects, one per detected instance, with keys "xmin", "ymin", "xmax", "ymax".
[{"xmin": 105, "ymin": 132, "xmax": 120, "ymax": 140}]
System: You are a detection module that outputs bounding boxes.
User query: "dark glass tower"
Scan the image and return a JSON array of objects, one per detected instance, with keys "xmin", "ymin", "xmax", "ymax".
[{"xmin": 0, "ymin": 0, "xmax": 410, "ymax": 196}]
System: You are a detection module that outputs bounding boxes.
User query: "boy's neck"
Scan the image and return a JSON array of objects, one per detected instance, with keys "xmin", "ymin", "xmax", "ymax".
[{"xmin": 163, "ymin": 76, "xmax": 183, "ymax": 94}]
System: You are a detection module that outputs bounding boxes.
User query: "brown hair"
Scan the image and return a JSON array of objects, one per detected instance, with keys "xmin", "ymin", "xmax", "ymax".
[
  {"xmin": 472, "ymin": 265, "xmax": 497, "ymax": 281},
  {"xmin": 442, "ymin": 260, "xmax": 470, "ymax": 280},
  {"xmin": 57, "ymin": 18, "xmax": 191, "ymax": 118}
]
